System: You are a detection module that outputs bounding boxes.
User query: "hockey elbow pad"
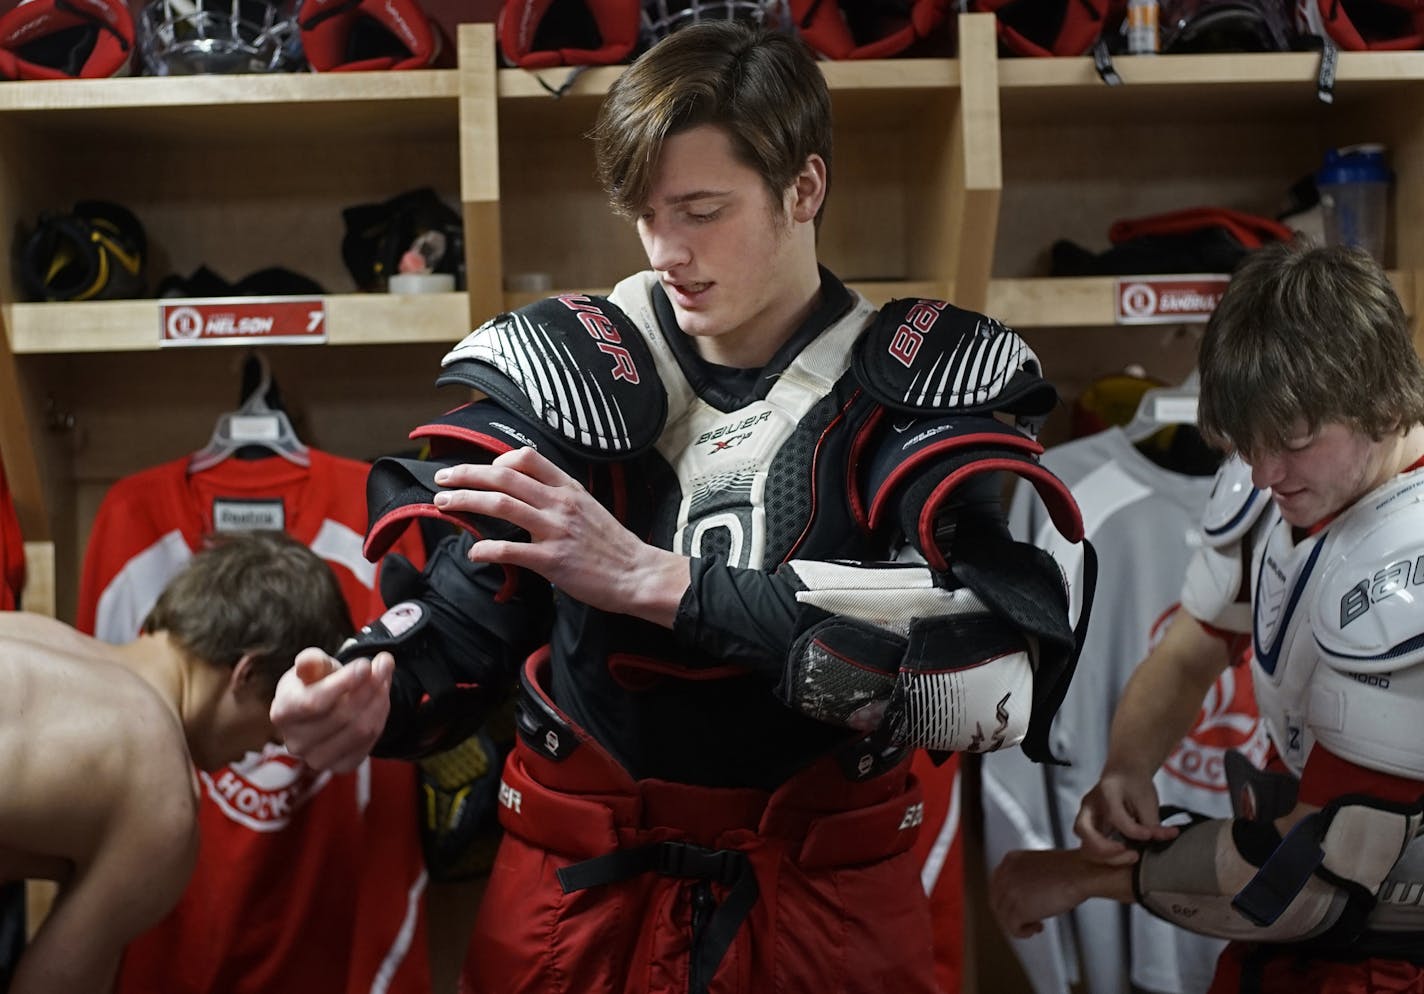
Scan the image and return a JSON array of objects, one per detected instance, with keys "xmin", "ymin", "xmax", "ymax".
[
  {"xmin": 777, "ymin": 560, "xmax": 1034, "ymax": 752},
  {"xmin": 1135, "ymin": 796, "xmax": 1424, "ymax": 943},
  {"xmin": 343, "ymin": 540, "xmax": 533, "ymax": 758}
]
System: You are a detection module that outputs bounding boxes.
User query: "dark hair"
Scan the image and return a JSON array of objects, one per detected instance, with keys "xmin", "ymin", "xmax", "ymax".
[
  {"xmin": 591, "ymin": 21, "xmax": 832, "ymax": 227},
  {"xmin": 1198, "ymin": 240, "xmax": 1424, "ymax": 458},
  {"xmin": 143, "ymin": 531, "xmax": 351, "ymax": 690}
]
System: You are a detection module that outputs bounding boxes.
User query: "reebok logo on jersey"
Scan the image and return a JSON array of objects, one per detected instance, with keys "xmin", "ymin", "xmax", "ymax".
[{"xmin": 213, "ymin": 498, "xmax": 285, "ymax": 532}]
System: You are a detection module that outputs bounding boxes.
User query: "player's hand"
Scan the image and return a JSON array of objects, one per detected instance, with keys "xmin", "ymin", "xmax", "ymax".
[
  {"xmin": 990, "ymin": 848, "xmax": 1119, "ymax": 939},
  {"xmin": 432, "ymin": 447, "xmax": 689, "ymax": 626},
  {"xmin": 1074, "ymin": 769, "xmax": 1178, "ymax": 865},
  {"xmin": 270, "ymin": 646, "xmax": 393, "ymax": 772}
]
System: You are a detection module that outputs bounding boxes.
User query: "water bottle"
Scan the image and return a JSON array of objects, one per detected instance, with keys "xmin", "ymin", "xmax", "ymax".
[
  {"xmin": 1128, "ymin": 0, "xmax": 1159, "ymax": 54},
  {"xmin": 1317, "ymin": 144, "xmax": 1392, "ymax": 264}
]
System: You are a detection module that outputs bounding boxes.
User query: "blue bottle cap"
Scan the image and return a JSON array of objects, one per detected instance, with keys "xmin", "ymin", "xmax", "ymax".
[{"xmin": 1317, "ymin": 144, "xmax": 1393, "ymax": 186}]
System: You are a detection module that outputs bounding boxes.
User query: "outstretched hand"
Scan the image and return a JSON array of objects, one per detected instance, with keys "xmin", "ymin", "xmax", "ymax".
[
  {"xmin": 1074, "ymin": 769, "xmax": 1178, "ymax": 865},
  {"xmin": 270, "ymin": 646, "xmax": 393, "ymax": 772},
  {"xmin": 433, "ymin": 446, "xmax": 690, "ymax": 628},
  {"xmin": 991, "ymin": 848, "xmax": 1131, "ymax": 939}
]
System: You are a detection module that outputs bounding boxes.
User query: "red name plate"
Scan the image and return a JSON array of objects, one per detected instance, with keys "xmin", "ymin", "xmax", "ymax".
[
  {"xmin": 160, "ymin": 298, "xmax": 327, "ymax": 346},
  {"xmin": 1115, "ymin": 276, "xmax": 1230, "ymax": 325}
]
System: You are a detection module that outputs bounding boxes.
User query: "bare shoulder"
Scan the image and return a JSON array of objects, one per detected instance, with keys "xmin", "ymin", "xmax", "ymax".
[{"xmin": 0, "ymin": 620, "xmax": 195, "ymax": 875}]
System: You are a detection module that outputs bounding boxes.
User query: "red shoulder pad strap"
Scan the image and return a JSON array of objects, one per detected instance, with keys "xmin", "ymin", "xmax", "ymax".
[
  {"xmin": 364, "ymin": 401, "xmax": 576, "ymax": 562},
  {"xmin": 300, "ymin": 0, "xmax": 439, "ymax": 71},
  {"xmin": 863, "ymin": 414, "xmax": 1082, "ymax": 571},
  {"xmin": 496, "ymin": 0, "xmax": 638, "ymax": 68},
  {"xmin": 0, "ymin": 0, "xmax": 134, "ymax": 79}
]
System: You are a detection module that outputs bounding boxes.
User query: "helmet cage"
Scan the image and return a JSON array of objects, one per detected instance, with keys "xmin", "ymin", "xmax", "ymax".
[
  {"xmin": 639, "ymin": 0, "xmax": 793, "ymax": 49},
  {"xmin": 138, "ymin": 0, "xmax": 300, "ymax": 74}
]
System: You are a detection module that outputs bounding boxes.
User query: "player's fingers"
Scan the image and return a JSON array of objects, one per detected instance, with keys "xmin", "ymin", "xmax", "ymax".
[
  {"xmin": 371, "ymin": 651, "xmax": 395, "ymax": 689},
  {"xmin": 491, "ymin": 445, "xmax": 578, "ymax": 488},
  {"xmin": 1098, "ymin": 847, "xmax": 1141, "ymax": 867},
  {"xmin": 1074, "ymin": 806, "xmax": 1115, "ymax": 849},
  {"xmin": 435, "ymin": 487, "xmax": 543, "ymax": 534},
  {"xmin": 294, "ymin": 646, "xmax": 340, "ymax": 685},
  {"xmin": 466, "ymin": 537, "xmax": 542, "ymax": 568},
  {"xmin": 1146, "ymin": 822, "xmax": 1181, "ymax": 842}
]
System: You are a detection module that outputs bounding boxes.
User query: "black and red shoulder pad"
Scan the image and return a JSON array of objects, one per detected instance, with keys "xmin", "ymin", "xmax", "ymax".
[
  {"xmin": 496, "ymin": 0, "xmax": 639, "ymax": 68},
  {"xmin": 863, "ymin": 413, "xmax": 1083, "ymax": 571},
  {"xmin": 0, "ymin": 0, "xmax": 134, "ymax": 79},
  {"xmin": 363, "ymin": 401, "xmax": 579, "ymax": 562},
  {"xmin": 437, "ymin": 293, "xmax": 667, "ymax": 462},
  {"xmin": 853, "ymin": 298, "xmax": 1058, "ymax": 429},
  {"xmin": 299, "ymin": 0, "xmax": 441, "ymax": 71}
]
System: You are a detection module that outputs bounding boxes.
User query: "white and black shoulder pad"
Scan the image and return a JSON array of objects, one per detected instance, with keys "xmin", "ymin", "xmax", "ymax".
[
  {"xmin": 1181, "ymin": 455, "xmax": 1269, "ymax": 632},
  {"xmin": 1200, "ymin": 455, "xmax": 1269, "ymax": 548},
  {"xmin": 852, "ymin": 298, "xmax": 1057, "ymax": 433},
  {"xmin": 1308, "ymin": 492, "xmax": 1424, "ymax": 777},
  {"xmin": 437, "ymin": 293, "xmax": 668, "ymax": 461},
  {"xmin": 1313, "ymin": 494, "xmax": 1424, "ymax": 672}
]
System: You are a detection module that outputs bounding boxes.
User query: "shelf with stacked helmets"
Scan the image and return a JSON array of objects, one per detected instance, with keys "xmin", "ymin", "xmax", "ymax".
[
  {"xmin": 0, "ymin": 35, "xmax": 489, "ymax": 616},
  {"xmin": 8, "ymin": 13, "xmax": 1424, "ymax": 617},
  {"xmin": 984, "ymin": 47, "xmax": 1424, "ymax": 343}
]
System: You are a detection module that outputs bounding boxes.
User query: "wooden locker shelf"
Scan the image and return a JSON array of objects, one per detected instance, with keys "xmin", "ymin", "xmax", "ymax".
[
  {"xmin": 987, "ymin": 271, "xmax": 1416, "ymax": 328},
  {"xmin": 0, "ymin": 69, "xmax": 459, "ymax": 141},
  {"xmin": 5, "ymin": 292, "xmax": 471, "ymax": 353}
]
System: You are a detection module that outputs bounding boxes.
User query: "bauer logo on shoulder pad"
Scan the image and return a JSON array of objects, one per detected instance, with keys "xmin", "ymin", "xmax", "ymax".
[
  {"xmin": 853, "ymin": 298, "xmax": 1056, "ymax": 420},
  {"xmin": 556, "ymin": 294, "xmax": 639, "ymax": 384},
  {"xmin": 437, "ymin": 293, "xmax": 668, "ymax": 459}
]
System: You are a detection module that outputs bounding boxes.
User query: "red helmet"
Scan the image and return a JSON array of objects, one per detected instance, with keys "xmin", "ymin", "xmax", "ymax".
[
  {"xmin": 497, "ymin": 0, "xmax": 640, "ymax": 67},
  {"xmin": 1300, "ymin": 0, "xmax": 1424, "ymax": 50},
  {"xmin": 969, "ymin": 0, "xmax": 1120, "ymax": 57},
  {"xmin": 299, "ymin": 0, "xmax": 442, "ymax": 71},
  {"xmin": 793, "ymin": 0, "xmax": 952, "ymax": 59},
  {"xmin": 0, "ymin": 0, "xmax": 134, "ymax": 79}
]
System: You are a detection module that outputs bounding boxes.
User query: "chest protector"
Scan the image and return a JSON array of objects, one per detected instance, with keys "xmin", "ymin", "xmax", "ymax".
[
  {"xmin": 1245, "ymin": 468, "xmax": 1424, "ymax": 778},
  {"xmin": 609, "ymin": 271, "xmax": 878, "ymax": 569}
]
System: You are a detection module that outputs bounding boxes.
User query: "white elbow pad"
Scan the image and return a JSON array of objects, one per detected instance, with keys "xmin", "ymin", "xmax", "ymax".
[
  {"xmin": 1136, "ymin": 799, "xmax": 1424, "ymax": 943},
  {"xmin": 778, "ymin": 560, "xmax": 1034, "ymax": 753}
]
